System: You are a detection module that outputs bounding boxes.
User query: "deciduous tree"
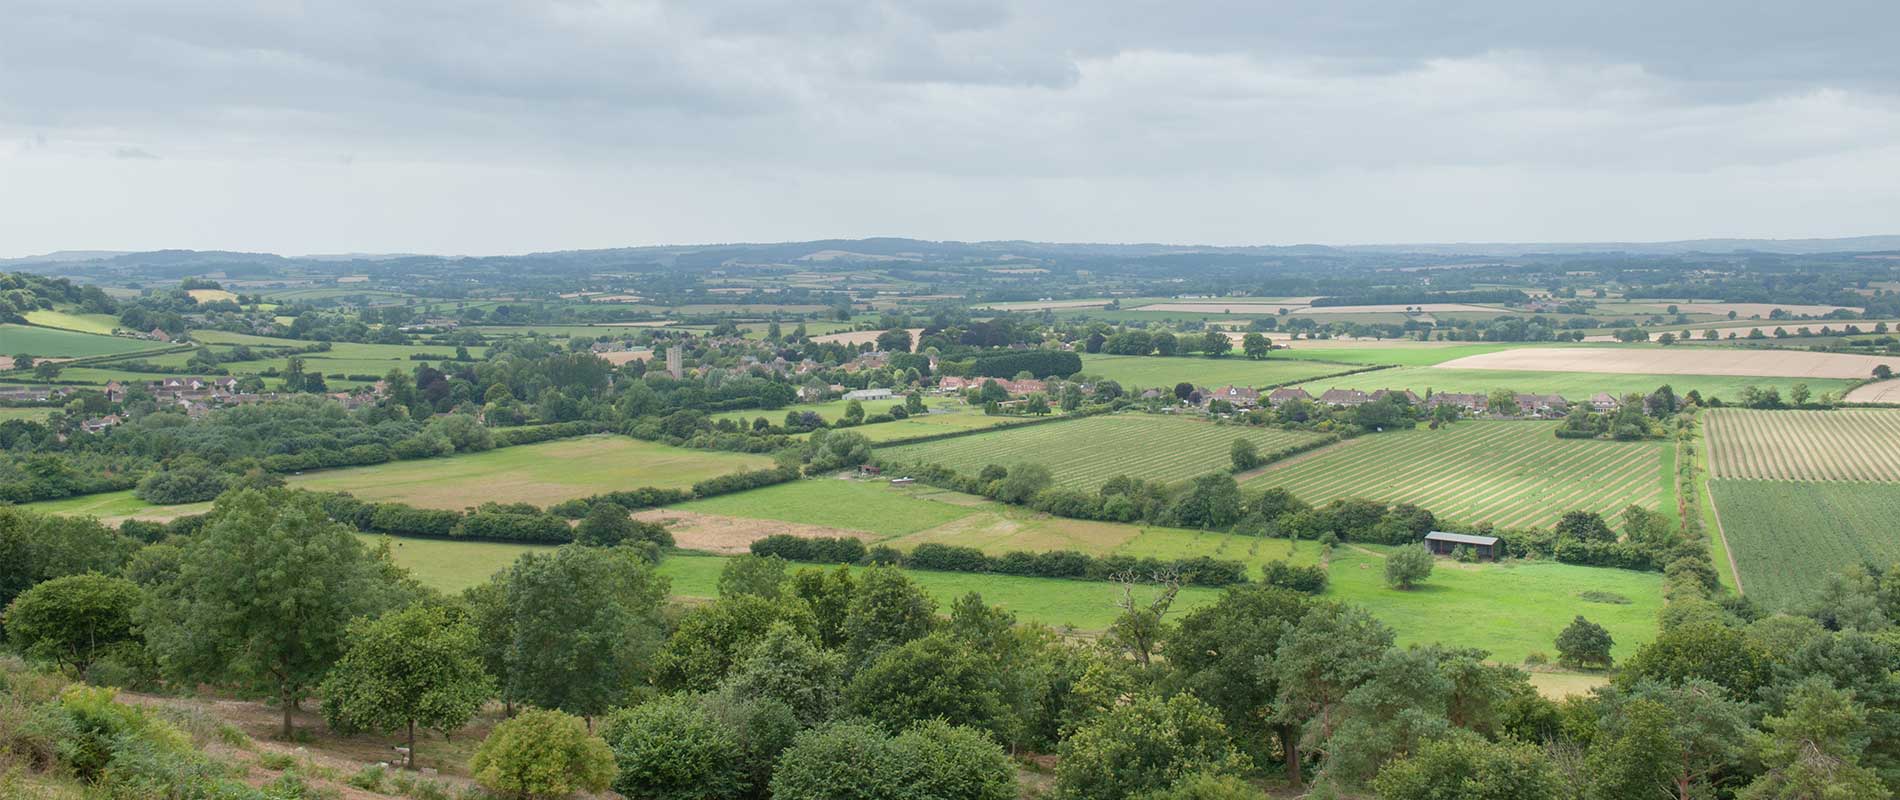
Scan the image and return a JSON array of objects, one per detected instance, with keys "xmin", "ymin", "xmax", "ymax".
[{"xmin": 319, "ymin": 605, "xmax": 492, "ymax": 768}]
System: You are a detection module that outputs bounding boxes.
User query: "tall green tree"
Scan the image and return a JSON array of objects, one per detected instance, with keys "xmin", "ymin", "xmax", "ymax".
[
  {"xmin": 1055, "ymin": 693, "xmax": 1250, "ymax": 800},
  {"xmin": 1742, "ymin": 678, "xmax": 1889, "ymax": 800},
  {"xmin": 1162, "ymin": 584, "xmax": 1311, "ymax": 774},
  {"xmin": 1556, "ymin": 616, "xmax": 1615, "ymax": 669},
  {"xmin": 3, "ymin": 573, "xmax": 143, "ymax": 675},
  {"xmin": 1242, "ymin": 332, "xmax": 1271, "ymax": 359},
  {"xmin": 1372, "ymin": 731, "xmax": 1560, "ymax": 800},
  {"xmin": 319, "ymin": 605, "xmax": 493, "ymax": 768},
  {"xmin": 1586, "ymin": 680, "xmax": 1749, "ymax": 800},
  {"xmin": 843, "ymin": 566, "xmax": 937, "ymax": 668},
  {"xmin": 1272, "ymin": 603, "xmax": 1395, "ymax": 783},
  {"xmin": 503, "ymin": 545, "xmax": 669, "ymax": 722},
  {"xmin": 1384, "ymin": 546, "xmax": 1434, "ymax": 589},
  {"xmin": 142, "ymin": 489, "xmax": 395, "ymax": 737}
]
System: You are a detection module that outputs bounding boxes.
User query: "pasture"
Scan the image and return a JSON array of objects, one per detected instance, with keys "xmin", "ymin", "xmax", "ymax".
[
  {"xmin": 1078, "ymin": 353, "xmax": 1360, "ymax": 389},
  {"xmin": 1710, "ymin": 480, "xmax": 1900, "ymax": 610},
  {"xmin": 879, "ymin": 413, "xmax": 1332, "ymax": 490},
  {"xmin": 0, "ymin": 324, "xmax": 163, "ymax": 358},
  {"xmin": 0, "ymin": 407, "xmax": 53, "ymax": 422},
  {"xmin": 186, "ymin": 288, "xmax": 240, "ymax": 303},
  {"xmin": 287, "ymin": 435, "xmax": 773, "ymax": 508},
  {"xmin": 21, "ymin": 490, "xmax": 212, "ymax": 524},
  {"xmin": 1292, "ymin": 365, "xmax": 1853, "ymax": 402},
  {"xmin": 1264, "ymin": 340, "xmax": 1533, "ymax": 366},
  {"xmin": 21, "ymin": 309, "xmax": 119, "ymax": 334},
  {"xmin": 364, "ymin": 537, "xmax": 1658, "ymax": 664},
  {"xmin": 1245, "ymin": 421, "xmax": 1670, "ymax": 529},
  {"xmin": 1706, "ymin": 409, "xmax": 1900, "ymax": 481}
]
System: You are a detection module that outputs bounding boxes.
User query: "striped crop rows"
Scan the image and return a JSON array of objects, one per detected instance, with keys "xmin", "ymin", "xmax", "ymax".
[
  {"xmin": 879, "ymin": 414, "xmax": 1329, "ymax": 491},
  {"xmin": 1706, "ymin": 409, "xmax": 1900, "ymax": 482},
  {"xmin": 1243, "ymin": 421, "xmax": 1665, "ymax": 530}
]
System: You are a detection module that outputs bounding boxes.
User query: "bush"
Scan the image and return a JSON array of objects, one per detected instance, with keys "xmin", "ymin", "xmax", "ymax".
[
  {"xmin": 1384, "ymin": 546, "xmax": 1434, "ymax": 589},
  {"xmin": 469, "ymin": 709, "xmax": 616, "ymax": 799},
  {"xmin": 1260, "ymin": 560, "xmax": 1327, "ymax": 593},
  {"xmin": 601, "ymin": 694, "xmax": 747, "ymax": 800}
]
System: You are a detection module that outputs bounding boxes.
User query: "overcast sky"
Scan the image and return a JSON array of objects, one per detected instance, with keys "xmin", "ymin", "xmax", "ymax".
[{"xmin": 3, "ymin": 1, "xmax": 1898, "ymax": 256}]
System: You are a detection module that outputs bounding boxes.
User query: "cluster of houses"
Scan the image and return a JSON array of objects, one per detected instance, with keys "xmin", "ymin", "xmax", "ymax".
[
  {"xmin": 67, "ymin": 377, "xmax": 389, "ymax": 434},
  {"xmin": 934, "ymin": 376, "xmax": 1049, "ymax": 397}
]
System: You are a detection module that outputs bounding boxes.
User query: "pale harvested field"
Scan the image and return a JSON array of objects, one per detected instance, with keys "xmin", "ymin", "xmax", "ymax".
[
  {"xmin": 599, "ymin": 320, "xmax": 677, "ymax": 327},
  {"xmin": 977, "ymin": 299, "xmax": 1112, "ymax": 311},
  {"xmin": 810, "ymin": 327, "xmax": 924, "ymax": 351},
  {"xmin": 1670, "ymin": 302, "xmax": 1862, "ymax": 317},
  {"xmin": 1706, "ymin": 408, "xmax": 1900, "ymax": 481},
  {"xmin": 1139, "ymin": 302, "xmax": 1310, "ymax": 314},
  {"xmin": 1581, "ymin": 319, "xmax": 1900, "ymax": 343},
  {"xmin": 1295, "ymin": 303, "xmax": 1502, "ymax": 315},
  {"xmin": 1847, "ymin": 379, "xmax": 1900, "ymax": 404},
  {"xmin": 633, "ymin": 508, "xmax": 875, "ymax": 554},
  {"xmin": 597, "ymin": 349, "xmax": 654, "ymax": 364},
  {"xmin": 1437, "ymin": 347, "xmax": 1897, "ymax": 379}
]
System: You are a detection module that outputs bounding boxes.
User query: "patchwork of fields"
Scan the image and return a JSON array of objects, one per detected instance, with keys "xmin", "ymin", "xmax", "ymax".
[
  {"xmin": 1245, "ymin": 421, "xmax": 1668, "ymax": 529},
  {"xmin": 1706, "ymin": 409, "xmax": 1900, "ymax": 481},
  {"xmin": 879, "ymin": 414, "xmax": 1331, "ymax": 490},
  {"xmin": 1710, "ymin": 480, "xmax": 1900, "ymax": 609}
]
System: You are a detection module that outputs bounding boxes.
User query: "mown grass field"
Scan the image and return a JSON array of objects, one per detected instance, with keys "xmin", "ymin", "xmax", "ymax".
[
  {"xmin": 1268, "ymin": 341, "xmax": 1532, "ymax": 366},
  {"xmin": 20, "ymin": 490, "xmax": 212, "ymax": 523},
  {"xmin": 1706, "ymin": 408, "xmax": 1900, "ymax": 481},
  {"xmin": 1710, "ymin": 479, "xmax": 1900, "ymax": 610},
  {"xmin": 1291, "ymin": 365, "xmax": 1853, "ymax": 403},
  {"xmin": 1245, "ymin": 421, "xmax": 1670, "ymax": 529},
  {"xmin": 0, "ymin": 324, "xmax": 164, "ymax": 357},
  {"xmin": 0, "ymin": 407, "xmax": 53, "ymax": 422},
  {"xmin": 21, "ymin": 309, "xmax": 119, "ymax": 334},
  {"xmin": 1078, "ymin": 353, "xmax": 1359, "ymax": 389},
  {"xmin": 364, "ymin": 538, "xmax": 1658, "ymax": 664},
  {"xmin": 880, "ymin": 414, "xmax": 1331, "ymax": 490},
  {"xmin": 288, "ymin": 435, "xmax": 773, "ymax": 508}
]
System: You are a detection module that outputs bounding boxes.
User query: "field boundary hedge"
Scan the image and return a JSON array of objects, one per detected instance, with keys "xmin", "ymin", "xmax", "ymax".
[{"xmin": 749, "ymin": 534, "xmax": 1249, "ymax": 587}]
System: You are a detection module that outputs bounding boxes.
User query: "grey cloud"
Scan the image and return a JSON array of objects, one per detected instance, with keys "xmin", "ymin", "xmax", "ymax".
[{"xmin": 112, "ymin": 147, "xmax": 159, "ymax": 160}]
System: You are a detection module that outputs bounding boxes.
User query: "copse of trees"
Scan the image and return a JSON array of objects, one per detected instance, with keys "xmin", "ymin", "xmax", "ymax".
[{"xmin": 751, "ymin": 535, "xmax": 1248, "ymax": 587}]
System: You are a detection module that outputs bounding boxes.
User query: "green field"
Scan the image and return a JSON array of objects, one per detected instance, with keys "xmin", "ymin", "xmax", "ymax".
[
  {"xmin": 0, "ymin": 407, "xmax": 53, "ymax": 422},
  {"xmin": 1705, "ymin": 408, "xmax": 1900, "ymax": 481},
  {"xmin": 1246, "ymin": 421, "xmax": 1670, "ymax": 529},
  {"xmin": 20, "ymin": 490, "xmax": 212, "ymax": 523},
  {"xmin": 714, "ymin": 399, "xmax": 1041, "ymax": 443},
  {"xmin": 880, "ymin": 414, "xmax": 1331, "ymax": 490},
  {"xmin": 288, "ymin": 435, "xmax": 772, "ymax": 509},
  {"xmin": 1078, "ymin": 353, "xmax": 1361, "ymax": 389},
  {"xmin": 1270, "ymin": 342, "xmax": 1576, "ymax": 367},
  {"xmin": 0, "ymin": 324, "xmax": 163, "ymax": 358},
  {"xmin": 672, "ymin": 480, "xmax": 982, "ymax": 536},
  {"xmin": 21, "ymin": 309, "xmax": 119, "ymax": 334},
  {"xmin": 365, "ymin": 538, "xmax": 1657, "ymax": 663},
  {"xmin": 1710, "ymin": 479, "xmax": 1900, "ymax": 610},
  {"xmin": 1291, "ymin": 366, "xmax": 1853, "ymax": 403}
]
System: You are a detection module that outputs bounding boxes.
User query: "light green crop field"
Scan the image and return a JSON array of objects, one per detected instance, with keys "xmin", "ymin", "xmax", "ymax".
[
  {"xmin": 880, "ymin": 414, "xmax": 1331, "ymax": 490},
  {"xmin": 0, "ymin": 325, "xmax": 164, "ymax": 358},
  {"xmin": 673, "ymin": 479, "xmax": 983, "ymax": 536},
  {"xmin": 1710, "ymin": 480, "xmax": 1900, "ymax": 610},
  {"xmin": 21, "ymin": 310, "xmax": 119, "ymax": 334},
  {"xmin": 288, "ymin": 435, "xmax": 773, "ymax": 509},
  {"xmin": 361, "ymin": 539, "xmax": 1657, "ymax": 663},
  {"xmin": 1269, "ymin": 342, "xmax": 1571, "ymax": 367},
  {"xmin": 1291, "ymin": 365, "xmax": 1853, "ymax": 402},
  {"xmin": 1246, "ymin": 421, "xmax": 1670, "ymax": 530},
  {"xmin": 1705, "ymin": 408, "xmax": 1900, "ymax": 481},
  {"xmin": 20, "ymin": 490, "xmax": 212, "ymax": 523},
  {"xmin": 1078, "ymin": 353, "xmax": 1358, "ymax": 389}
]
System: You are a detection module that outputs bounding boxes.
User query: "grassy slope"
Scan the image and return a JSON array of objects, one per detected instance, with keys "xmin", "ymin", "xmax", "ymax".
[
  {"xmin": 1078, "ymin": 353, "xmax": 1363, "ymax": 388},
  {"xmin": 0, "ymin": 324, "xmax": 163, "ymax": 357},
  {"xmin": 288, "ymin": 435, "xmax": 772, "ymax": 509},
  {"xmin": 1292, "ymin": 365, "xmax": 1853, "ymax": 401},
  {"xmin": 674, "ymin": 480, "xmax": 984, "ymax": 535},
  {"xmin": 22, "ymin": 309, "xmax": 119, "ymax": 334}
]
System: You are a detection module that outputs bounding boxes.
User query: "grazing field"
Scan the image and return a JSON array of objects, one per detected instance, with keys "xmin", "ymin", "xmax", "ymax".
[
  {"xmin": 668, "ymin": 480, "xmax": 983, "ymax": 538},
  {"xmin": 1263, "ymin": 341, "xmax": 1534, "ymax": 366},
  {"xmin": 0, "ymin": 324, "xmax": 163, "ymax": 357},
  {"xmin": 1293, "ymin": 365, "xmax": 1851, "ymax": 402},
  {"xmin": 1706, "ymin": 409, "xmax": 1900, "ymax": 481},
  {"xmin": 288, "ymin": 435, "xmax": 772, "ymax": 508},
  {"xmin": 1078, "ymin": 353, "xmax": 1360, "ymax": 388},
  {"xmin": 0, "ymin": 407, "xmax": 53, "ymax": 422},
  {"xmin": 1437, "ymin": 346, "xmax": 1896, "ymax": 380},
  {"xmin": 1245, "ymin": 421, "xmax": 1669, "ymax": 529},
  {"xmin": 369, "ymin": 539, "xmax": 1656, "ymax": 663},
  {"xmin": 880, "ymin": 414, "xmax": 1331, "ymax": 490},
  {"xmin": 1710, "ymin": 480, "xmax": 1900, "ymax": 609},
  {"xmin": 21, "ymin": 490, "xmax": 212, "ymax": 524},
  {"xmin": 21, "ymin": 309, "xmax": 118, "ymax": 334}
]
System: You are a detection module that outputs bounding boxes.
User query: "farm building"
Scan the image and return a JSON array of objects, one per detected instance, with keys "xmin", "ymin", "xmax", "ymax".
[
  {"xmin": 1424, "ymin": 531, "xmax": 1500, "ymax": 560},
  {"xmin": 844, "ymin": 387, "xmax": 895, "ymax": 401}
]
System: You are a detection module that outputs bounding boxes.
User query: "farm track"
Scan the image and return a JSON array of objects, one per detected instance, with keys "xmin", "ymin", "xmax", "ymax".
[{"xmin": 1243, "ymin": 421, "xmax": 1665, "ymax": 529}]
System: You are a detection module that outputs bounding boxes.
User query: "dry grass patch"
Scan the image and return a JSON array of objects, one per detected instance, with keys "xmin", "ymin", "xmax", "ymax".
[{"xmin": 1437, "ymin": 346, "xmax": 1896, "ymax": 379}]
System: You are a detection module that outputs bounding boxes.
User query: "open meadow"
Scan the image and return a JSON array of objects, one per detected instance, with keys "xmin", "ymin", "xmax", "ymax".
[
  {"xmin": 1706, "ymin": 408, "xmax": 1900, "ymax": 481},
  {"xmin": 21, "ymin": 309, "xmax": 120, "ymax": 334},
  {"xmin": 287, "ymin": 434, "xmax": 772, "ymax": 508},
  {"xmin": 879, "ymin": 413, "xmax": 1332, "ymax": 490},
  {"xmin": 1245, "ymin": 421, "xmax": 1670, "ymax": 529},
  {"xmin": 1709, "ymin": 479, "xmax": 1900, "ymax": 610},
  {"xmin": 0, "ymin": 324, "xmax": 165, "ymax": 358}
]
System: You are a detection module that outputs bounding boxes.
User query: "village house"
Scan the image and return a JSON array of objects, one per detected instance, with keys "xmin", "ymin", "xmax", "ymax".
[
  {"xmin": 1424, "ymin": 392, "xmax": 1487, "ymax": 413},
  {"xmin": 80, "ymin": 414, "xmax": 123, "ymax": 434},
  {"xmin": 1318, "ymin": 388, "xmax": 1371, "ymax": 407},
  {"xmin": 1266, "ymin": 387, "xmax": 1312, "ymax": 407},
  {"xmin": 1207, "ymin": 385, "xmax": 1261, "ymax": 408},
  {"xmin": 1514, "ymin": 393, "xmax": 1570, "ymax": 418},
  {"xmin": 1371, "ymin": 388, "xmax": 1422, "ymax": 405},
  {"xmin": 1590, "ymin": 392, "xmax": 1618, "ymax": 412}
]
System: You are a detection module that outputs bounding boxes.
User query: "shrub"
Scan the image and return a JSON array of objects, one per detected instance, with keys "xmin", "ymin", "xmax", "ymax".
[
  {"xmin": 469, "ymin": 709, "xmax": 616, "ymax": 799},
  {"xmin": 1384, "ymin": 546, "xmax": 1434, "ymax": 589}
]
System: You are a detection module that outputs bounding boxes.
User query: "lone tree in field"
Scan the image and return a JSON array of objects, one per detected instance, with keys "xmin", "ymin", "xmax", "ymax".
[
  {"xmin": 143, "ymin": 489, "xmax": 396, "ymax": 738},
  {"xmin": 1242, "ymin": 332, "xmax": 1272, "ymax": 360},
  {"xmin": 1876, "ymin": 364, "xmax": 1893, "ymax": 380},
  {"xmin": 1555, "ymin": 615, "xmax": 1614, "ymax": 669},
  {"xmin": 1384, "ymin": 545, "xmax": 1435, "ymax": 590},
  {"xmin": 321, "ymin": 605, "xmax": 492, "ymax": 768},
  {"xmin": 574, "ymin": 502, "xmax": 635, "ymax": 546},
  {"xmin": 1230, "ymin": 438, "xmax": 1261, "ymax": 471}
]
